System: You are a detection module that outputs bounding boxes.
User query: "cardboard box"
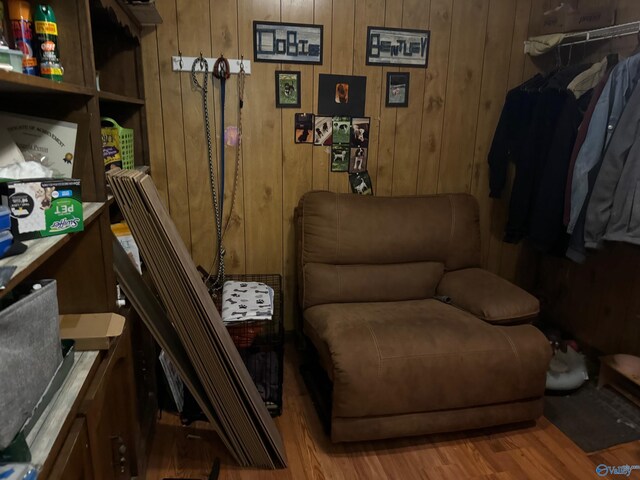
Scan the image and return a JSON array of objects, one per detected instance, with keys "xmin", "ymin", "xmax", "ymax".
[
  {"xmin": 540, "ymin": 0, "xmax": 616, "ymax": 34},
  {"xmin": 0, "ymin": 178, "xmax": 83, "ymax": 240},
  {"xmin": 59, "ymin": 313, "xmax": 125, "ymax": 350}
]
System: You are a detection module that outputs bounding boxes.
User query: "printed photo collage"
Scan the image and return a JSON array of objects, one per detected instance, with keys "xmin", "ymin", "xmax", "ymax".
[{"xmin": 295, "ymin": 114, "xmax": 373, "ymax": 195}]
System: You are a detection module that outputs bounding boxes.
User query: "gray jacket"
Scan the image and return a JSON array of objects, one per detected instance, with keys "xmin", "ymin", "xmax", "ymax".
[
  {"xmin": 568, "ymin": 53, "xmax": 640, "ymax": 234},
  {"xmin": 585, "ymin": 76, "xmax": 640, "ymax": 248}
]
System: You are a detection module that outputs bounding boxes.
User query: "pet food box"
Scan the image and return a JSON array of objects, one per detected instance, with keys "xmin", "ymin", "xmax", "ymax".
[{"xmin": 0, "ymin": 178, "xmax": 83, "ymax": 240}]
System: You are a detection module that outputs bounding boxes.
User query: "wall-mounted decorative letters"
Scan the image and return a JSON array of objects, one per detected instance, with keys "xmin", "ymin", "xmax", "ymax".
[
  {"xmin": 318, "ymin": 74, "xmax": 367, "ymax": 117},
  {"xmin": 366, "ymin": 27, "xmax": 430, "ymax": 68},
  {"xmin": 254, "ymin": 21, "xmax": 323, "ymax": 64}
]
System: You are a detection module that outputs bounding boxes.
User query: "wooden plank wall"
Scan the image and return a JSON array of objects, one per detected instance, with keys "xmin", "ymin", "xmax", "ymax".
[{"xmin": 141, "ymin": 0, "xmax": 640, "ymax": 334}]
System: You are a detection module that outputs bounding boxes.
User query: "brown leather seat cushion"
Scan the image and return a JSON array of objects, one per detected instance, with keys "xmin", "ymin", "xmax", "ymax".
[
  {"xmin": 304, "ymin": 299, "xmax": 551, "ymax": 419},
  {"xmin": 437, "ymin": 268, "xmax": 540, "ymax": 324}
]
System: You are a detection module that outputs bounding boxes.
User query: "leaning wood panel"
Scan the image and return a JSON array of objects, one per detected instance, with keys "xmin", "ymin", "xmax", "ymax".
[
  {"xmin": 328, "ymin": 0, "xmax": 356, "ymax": 194},
  {"xmin": 154, "ymin": 0, "xmax": 192, "ymax": 250},
  {"xmin": 281, "ymin": 0, "xmax": 315, "ymax": 330},
  {"xmin": 392, "ymin": 0, "xmax": 431, "ymax": 196},
  {"xmin": 436, "ymin": 0, "xmax": 489, "ymax": 194},
  {"xmin": 238, "ymin": 0, "xmax": 284, "ymax": 275},
  {"xmin": 211, "ymin": 0, "xmax": 247, "ymax": 275},
  {"xmin": 469, "ymin": 0, "xmax": 517, "ymax": 267},
  {"xmin": 416, "ymin": 0, "xmax": 453, "ymax": 195}
]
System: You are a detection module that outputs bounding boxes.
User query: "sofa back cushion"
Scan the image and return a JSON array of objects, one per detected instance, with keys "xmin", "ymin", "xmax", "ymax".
[
  {"xmin": 297, "ymin": 192, "xmax": 481, "ymax": 309},
  {"xmin": 303, "ymin": 262, "xmax": 444, "ymax": 309}
]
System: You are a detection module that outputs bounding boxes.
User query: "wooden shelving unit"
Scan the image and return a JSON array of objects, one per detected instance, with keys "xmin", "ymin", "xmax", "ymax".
[
  {"xmin": 0, "ymin": 0, "xmax": 157, "ymax": 476},
  {"xmin": 98, "ymin": 90, "xmax": 145, "ymax": 105},
  {"xmin": 0, "ymin": 202, "xmax": 107, "ymax": 296},
  {"xmin": 0, "ymin": 70, "xmax": 95, "ymax": 96}
]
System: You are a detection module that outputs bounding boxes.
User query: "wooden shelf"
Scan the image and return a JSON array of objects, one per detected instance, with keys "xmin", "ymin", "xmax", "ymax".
[
  {"xmin": 0, "ymin": 201, "xmax": 107, "ymax": 296},
  {"xmin": 0, "ymin": 70, "xmax": 95, "ymax": 96},
  {"xmin": 26, "ymin": 351, "xmax": 100, "ymax": 470},
  {"xmin": 98, "ymin": 90, "xmax": 145, "ymax": 105}
]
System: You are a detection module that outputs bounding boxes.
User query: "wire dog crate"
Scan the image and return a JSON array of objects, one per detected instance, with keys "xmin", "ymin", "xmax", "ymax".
[{"xmin": 214, "ymin": 274, "xmax": 284, "ymax": 417}]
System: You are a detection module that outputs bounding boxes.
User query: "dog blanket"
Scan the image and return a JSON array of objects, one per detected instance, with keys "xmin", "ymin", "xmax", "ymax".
[{"xmin": 221, "ymin": 280, "xmax": 274, "ymax": 323}]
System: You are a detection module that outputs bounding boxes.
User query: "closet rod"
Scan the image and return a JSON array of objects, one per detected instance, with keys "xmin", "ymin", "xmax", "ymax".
[{"xmin": 524, "ymin": 21, "xmax": 640, "ymax": 54}]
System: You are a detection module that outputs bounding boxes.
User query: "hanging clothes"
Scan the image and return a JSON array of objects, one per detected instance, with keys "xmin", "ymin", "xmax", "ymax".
[
  {"xmin": 488, "ymin": 63, "xmax": 592, "ymax": 252},
  {"xmin": 567, "ymin": 53, "xmax": 640, "ymax": 234},
  {"xmin": 584, "ymin": 79, "xmax": 640, "ymax": 247}
]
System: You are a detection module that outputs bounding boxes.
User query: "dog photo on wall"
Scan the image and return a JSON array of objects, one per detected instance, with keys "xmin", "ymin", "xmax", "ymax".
[
  {"xmin": 351, "ymin": 117, "xmax": 370, "ymax": 148},
  {"xmin": 314, "ymin": 116, "xmax": 333, "ymax": 146},
  {"xmin": 349, "ymin": 171, "xmax": 373, "ymax": 195},
  {"xmin": 332, "ymin": 117, "xmax": 351, "ymax": 145},
  {"xmin": 295, "ymin": 113, "xmax": 314, "ymax": 144},
  {"xmin": 331, "ymin": 144, "xmax": 350, "ymax": 172},
  {"xmin": 349, "ymin": 147, "xmax": 368, "ymax": 173}
]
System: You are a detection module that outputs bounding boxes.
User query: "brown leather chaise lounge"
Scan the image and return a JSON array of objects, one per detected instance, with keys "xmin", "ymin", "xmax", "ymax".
[{"xmin": 295, "ymin": 191, "xmax": 552, "ymax": 443}]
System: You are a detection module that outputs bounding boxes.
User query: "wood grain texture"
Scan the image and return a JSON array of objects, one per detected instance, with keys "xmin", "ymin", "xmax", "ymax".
[
  {"xmin": 147, "ymin": 345, "xmax": 640, "ymax": 479},
  {"xmin": 154, "ymin": 0, "xmax": 192, "ymax": 249},
  {"xmin": 142, "ymin": 0, "xmax": 640, "ymax": 330},
  {"xmin": 212, "ymin": 0, "xmax": 247, "ymax": 275},
  {"xmin": 281, "ymin": 0, "xmax": 315, "ymax": 352},
  {"xmin": 392, "ymin": 0, "xmax": 431, "ymax": 196},
  {"xmin": 239, "ymin": 0, "xmax": 284, "ymax": 276},
  {"xmin": 328, "ymin": 0, "xmax": 356, "ymax": 194},
  {"xmin": 437, "ymin": 0, "xmax": 489, "ymax": 194}
]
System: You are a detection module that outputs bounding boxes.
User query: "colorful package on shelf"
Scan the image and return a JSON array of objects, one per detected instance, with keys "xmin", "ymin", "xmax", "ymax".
[
  {"xmin": 0, "ymin": 178, "xmax": 83, "ymax": 240},
  {"xmin": 0, "ymin": 112, "xmax": 77, "ymax": 178},
  {"xmin": 0, "ymin": 464, "xmax": 39, "ymax": 480}
]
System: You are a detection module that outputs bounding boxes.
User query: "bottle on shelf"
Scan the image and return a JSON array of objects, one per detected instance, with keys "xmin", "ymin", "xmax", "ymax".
[
  {"xmin": 34, "ymin": 4, "xmax": 61, "ymax": 82},
  {"xmin": 8, "ymin": 0, "xmax": 37, "ymax": 75}
]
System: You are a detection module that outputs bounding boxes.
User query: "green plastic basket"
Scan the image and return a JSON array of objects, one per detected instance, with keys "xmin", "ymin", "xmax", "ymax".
[{"xmin": 101, "ymin": 117, "xmax": 134, "ymax": 169}]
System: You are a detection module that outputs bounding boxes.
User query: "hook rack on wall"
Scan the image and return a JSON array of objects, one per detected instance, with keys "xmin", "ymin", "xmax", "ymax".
[{"xmin": 172, "ymin": 55, "xmax": 252, "ymax": 75}]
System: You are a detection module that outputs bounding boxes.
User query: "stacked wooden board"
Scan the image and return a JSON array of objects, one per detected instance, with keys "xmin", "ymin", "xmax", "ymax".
[{"xmin": 108, "ymin": 170, "xmax": 287, "ymax": 469}]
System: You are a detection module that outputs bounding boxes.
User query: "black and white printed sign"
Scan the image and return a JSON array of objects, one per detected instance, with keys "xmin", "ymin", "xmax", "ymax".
[
  {"xmin": 366, "ymin": 27, "xmax": 430, "ymax": 68},
  {"xmin": 254, "ymin": 21, "xmax": 323, "ymax": 64}
]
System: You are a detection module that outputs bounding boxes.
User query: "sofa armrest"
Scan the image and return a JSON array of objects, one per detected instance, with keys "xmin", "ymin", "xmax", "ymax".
[{"xmin": 436, "ymin": 268, "xmax": 539, "ymax": 324}]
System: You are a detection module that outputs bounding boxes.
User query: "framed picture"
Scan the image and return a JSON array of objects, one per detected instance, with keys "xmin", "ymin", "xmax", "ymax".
[
  {"xmin": 386, "ymin": 72, "xmax": 410, "ymax": 107},
  {"xmin": 314, "ymin": 116, "xmax": 332, "ymax": 145},
  {"xmin": 351, "ymin": 117, "xmax": 370, "ymax": 147},
  {"xmin": 332, "ymin": 117, "xmax": 351, "ymax": 145},
  {"xmin": 349, "ymin": 147, "xmax": 368, "ymax": 173},
  {"xmin": 254, "ymin": 21, "xmax": 323, "ymax": 64},
  {"xmin": 294, "ymin": 113, "xmax": 314, "ymax": 144},
  {"xmin": 275, "ymin": 71, "xmax": 301, "ymax": 108},
  {"xmin": 318, "ymin": 74, "xmax": 367, "ymax": 117},
  {"xmin": 366, "ymin": 26, "xmax": 430, "ymax": 68},
  {"xmin": 331, "ymin": 144, "xmax": 350, "ymax": 172},
  {"xmin": 349, "ymin": 171, "xmax": 373, "ymax": 195}
]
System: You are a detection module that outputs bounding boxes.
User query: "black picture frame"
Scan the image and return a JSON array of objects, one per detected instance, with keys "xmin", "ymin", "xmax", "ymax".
[
  {"xmin": 366, "ymin": 26, "xmax": 430, "ymax": 68},
  {"xmin": 386, "ymin": 72, "xmax": 410, "ymax": 107},
  {"xmin": 317, "ymin": 74, "xmax": 367, "ymax": 117},
  {"xmin": 275, "ymin": 70, "xmax": 301, "ymax": 108},
  {"xmin": 254, "ymin": 21, "xmax": 323, "ymax": 65}
]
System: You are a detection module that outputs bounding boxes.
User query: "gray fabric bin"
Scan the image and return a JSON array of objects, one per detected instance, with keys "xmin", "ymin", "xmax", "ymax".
[{"xmin": 0, "ymin": 280, "xmax": 62, "ymax": 449}]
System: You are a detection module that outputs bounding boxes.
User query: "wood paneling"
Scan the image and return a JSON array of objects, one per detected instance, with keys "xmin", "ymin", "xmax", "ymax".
[
  {"xmin": 146, "ymin": 344, "xmax": 640, "ymax": 479},
  {"xmin": 141, "ymin": 0, "xmax": 640, "ymax": 330}
]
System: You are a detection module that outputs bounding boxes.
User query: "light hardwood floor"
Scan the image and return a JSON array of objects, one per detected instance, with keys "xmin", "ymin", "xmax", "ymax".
[{"xmin": 147, "ymin": 346, "xmax": 640, "ymax": 480}]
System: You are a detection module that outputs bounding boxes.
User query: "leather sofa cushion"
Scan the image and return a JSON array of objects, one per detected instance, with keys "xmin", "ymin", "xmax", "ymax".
[
  {"xmin": 437, "ymin": 268, "xmax": 540, "ymax": 324},
  {"xmin": 304, "ymin": 299, "xmax": 550, "ymax": 419},
  {"xmin": 302, "ymin": 262, "xmax": 444, "ymax": 309},
  {"xmin": 298, "ymin": 192, "xmax": 481, "ymax": 270}
]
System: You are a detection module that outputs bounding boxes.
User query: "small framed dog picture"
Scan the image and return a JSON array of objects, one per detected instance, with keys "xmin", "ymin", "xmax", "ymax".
[
  {"xmin": 275, "ymin": 71, "xmax": 301, "ymax": 108},
  {"xmin": 386, "ymin": 72, "xmax": 410, "ymax": 107}
]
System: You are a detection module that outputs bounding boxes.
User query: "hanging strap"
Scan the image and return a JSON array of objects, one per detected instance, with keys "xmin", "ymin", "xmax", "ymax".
[{"xmin": 213, "ymin": 55, "xmax": 230, "ymax": 215}]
